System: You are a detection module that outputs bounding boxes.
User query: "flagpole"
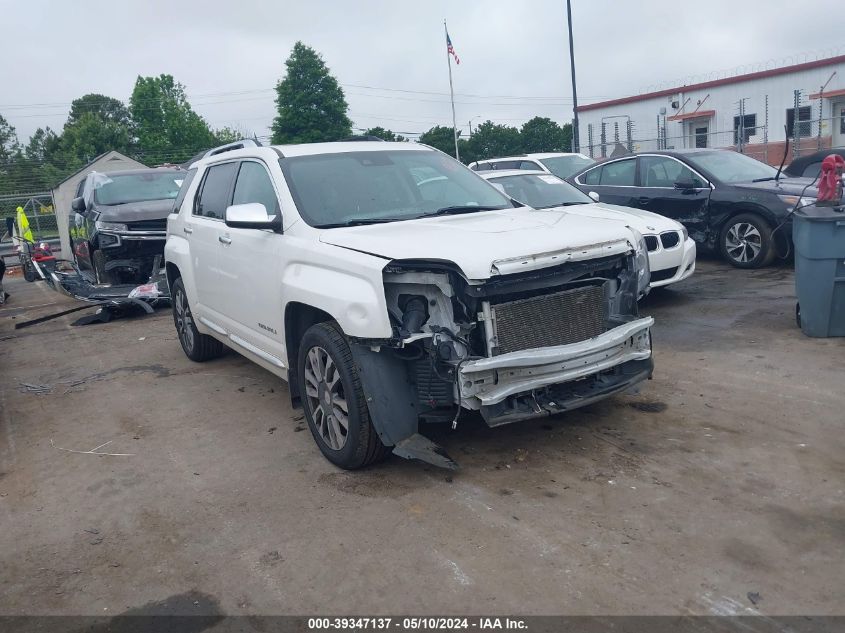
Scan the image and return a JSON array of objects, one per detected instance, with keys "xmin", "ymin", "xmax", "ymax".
[{"xmin": 444, "ymin": 20, "xmax": 460, "ymax": 162}]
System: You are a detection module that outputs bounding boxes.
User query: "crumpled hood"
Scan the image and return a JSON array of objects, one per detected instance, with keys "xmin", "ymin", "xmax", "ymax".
[
  {"xmin": 554, "ymin": 202, "xmax": 684, "ymax": 234},
  {"xmin": 318, "ymin": 207, "xmax": 637, "ymax": 279},
  {"xmin": 95, "ymin": 199, "xmax": 175, "ymax": 223}
]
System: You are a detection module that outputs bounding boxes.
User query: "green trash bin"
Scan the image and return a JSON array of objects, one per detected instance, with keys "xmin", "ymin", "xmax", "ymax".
[{"xmin": 792, "ymin": 206, "xmax": 845, "ymax": 337}]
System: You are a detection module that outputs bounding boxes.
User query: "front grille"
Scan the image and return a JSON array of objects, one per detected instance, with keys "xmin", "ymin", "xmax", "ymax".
[
  {"xmin": 491, "ymin": 284, "xmax": 607, "ymax": 355},
  {"xmin": 127, "ymin": 219, "xmax": 167, "ymax": 232},
  {"xmin": 644, "ymin": 235, "xmax": 659, "ymax": 251},
  {"xmin": 660, "ymin": 231, "xmax": 681, "ymax": 248},
  {"xmin": 650, "ymin": 266, "xmax": 678, "ymax": 282}
]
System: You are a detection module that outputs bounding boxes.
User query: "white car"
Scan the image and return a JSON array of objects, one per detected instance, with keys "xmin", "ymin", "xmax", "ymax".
[
  {"xmin": 165, "ymin": 141, "xmax": 654, "ymax": 470},
  {"xmin": 480, "ymin": 170, "xmax": 696, "ymax": 289},
  {"xmin": 469, "ymin": 152, "xmax": 595, "ymax": 179}
]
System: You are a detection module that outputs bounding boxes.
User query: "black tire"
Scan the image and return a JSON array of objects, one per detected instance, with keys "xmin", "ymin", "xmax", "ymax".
[
  {"xmin": 92, "ymin": 249, "xmax": 112, "ymax": 285},
  {"xmin": 297, "ymin": 322, "xmax": 390, "ymax": 469},
  {"xmin": 171, "ymin": 277, "xmax": 224, "ymax": 362},
  {"xmin": 795, "ymin": 303, "xmax": 801, "ymax": 329},
  {"xmin": 23, "ymin": 262, "xmax": 37, "ymax": 282},
  {"xmin": 719, "ymin": 213, "xmax": 776, "ymax": 269}
]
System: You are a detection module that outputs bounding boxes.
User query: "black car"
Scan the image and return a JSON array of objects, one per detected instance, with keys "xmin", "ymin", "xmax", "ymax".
[
  {"xmin": 69, "ymin": 168, "xmax": 186, "ymax": 284},
  {"xmin": 567, "ymin": 149, "xmax": 817, "ymax": 268},
  {"xmin": 783, "ymin": 148, "xmax": 845, "ymax": 179}
]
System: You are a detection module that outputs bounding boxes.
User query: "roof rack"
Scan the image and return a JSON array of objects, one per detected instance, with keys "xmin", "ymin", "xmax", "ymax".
[
  {"xmin": 338, "ymin": 135, "xmax": 386, "ymax": 142},
  {"xmin": 181, "ymin": 138, "xmax": 263, "ymax": 168}
]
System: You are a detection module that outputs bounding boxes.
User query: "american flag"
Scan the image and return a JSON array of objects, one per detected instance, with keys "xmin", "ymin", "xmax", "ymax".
[{"xmin": 446, "ymin": 30, "xmax": 460, "ymax": 65}]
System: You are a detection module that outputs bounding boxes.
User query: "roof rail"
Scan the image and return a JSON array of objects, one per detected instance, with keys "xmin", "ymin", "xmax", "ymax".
[
  {"xmin": 338, "ymin": 135, "xmax": 386, "ymax": 142},
  {"xmin": 206, "ymin": 138, "xmax": 262, "ymax": 156}
]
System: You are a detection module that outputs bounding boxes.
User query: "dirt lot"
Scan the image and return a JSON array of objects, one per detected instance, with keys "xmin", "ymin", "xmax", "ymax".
[{"xmin": 0, "ymin": 258, "xmax": 843, "ymax": 617}]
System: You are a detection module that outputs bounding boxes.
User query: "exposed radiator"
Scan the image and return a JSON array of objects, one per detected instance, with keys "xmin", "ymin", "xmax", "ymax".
[{"xmin": 489, "ymin": 284, "xmax": 608, "ymax": 356}]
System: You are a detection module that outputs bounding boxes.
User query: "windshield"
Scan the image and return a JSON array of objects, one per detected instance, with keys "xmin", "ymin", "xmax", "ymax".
[
  {"xmin": 93, "ymin": 172, "xmax": 185, "ymax": 205},
  {"xmin": 489, "ymin": 173, "xmax": 591, "ymax": 209},
  {"xmin": 539, "ymin": 155, "xmax": 595, "ymax": 178},
  {"xmin": 685, "ymin": 151, "xmax": 778, "ymax": 183},
  {"xmin": 280, "ymin": 150, "xmax": 513, "ymax": 227}
]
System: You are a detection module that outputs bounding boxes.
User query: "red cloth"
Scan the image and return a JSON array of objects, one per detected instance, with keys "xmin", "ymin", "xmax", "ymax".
[{"xmin": 817, "ymin": 154, "xmax": 845, "ymax": 203}]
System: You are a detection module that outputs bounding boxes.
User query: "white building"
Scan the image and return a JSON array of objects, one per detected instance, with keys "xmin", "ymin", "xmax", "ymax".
[
  {"xmin": 53, "ymin": 151, "xmax": 145, "ymax": 257},
  {"xmin": 576, "ymin": 54, "xmax": 845, "ymax": 165}
]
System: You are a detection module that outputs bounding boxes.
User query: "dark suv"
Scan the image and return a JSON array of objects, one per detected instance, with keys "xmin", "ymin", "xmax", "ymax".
[
  {"xmin": 70, "ymin": 168, "xmax": 185, "ymax": 284},
  {"xmin": 568, "ymin": 149, "xmax": 817, "ymax": 268}
]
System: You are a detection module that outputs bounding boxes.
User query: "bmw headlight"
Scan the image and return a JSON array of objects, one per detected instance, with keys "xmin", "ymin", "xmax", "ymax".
[
  {"xmin": 634, "ymin": 233, "xmax": 651, "ymax": 298},
  {"xmin": 777, "ymin": 194, "xmax": 816, "ymax": 211},
  {"xmin": 95, "ymin": 220, "xmax": 128, "ymax": 232}
]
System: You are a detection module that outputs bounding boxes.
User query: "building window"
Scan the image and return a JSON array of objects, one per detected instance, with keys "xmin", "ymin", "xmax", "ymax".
[
  {"xmin": 733, "ymin": 114, "xmax": 757, "ymax": 144},
  {"xmin": 786, "ymin": 106, "xmax": 812, "ymax": 138}
]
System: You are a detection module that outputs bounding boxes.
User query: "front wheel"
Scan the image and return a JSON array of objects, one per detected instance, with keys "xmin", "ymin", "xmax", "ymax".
[
  {"xmin": 171, "ymin": 278, "xmax": 224, "ymax": 362},
  {"xmin": 719, "ymin": 213, "xmax": 775, "ymax": 269},
  {"xmin": 298, "ymin": 322, "xmax": 389, "ymax": 469}
]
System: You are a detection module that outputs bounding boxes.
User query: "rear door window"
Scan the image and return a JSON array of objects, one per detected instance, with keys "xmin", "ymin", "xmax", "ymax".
[
  {"xmin": 194, "ymin": 163, "xmax": 238, "ymax": 219},
  {"xmin": 600, "ymin": 159, "xmax": 636, "ymax": 186},
  {"xmin": 639, "ymin": 156, "xmax": 700, "ymax": 187}
]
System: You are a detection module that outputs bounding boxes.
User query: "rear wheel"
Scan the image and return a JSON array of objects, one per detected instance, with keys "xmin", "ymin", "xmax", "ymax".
[
  {"xmin": 719, "ymin": 213, "xmax": 775, "ymax": 269},
  {"xmin": 171, "ymin": 277, "xmax": 223, "ymax": 362},
  {"xmin": 23, "ymin": 262, "xmax": 37, "ymax": 282},
  {"xmin": 298, "ymin": 322, "xmax": 389, "ymax": 469}
]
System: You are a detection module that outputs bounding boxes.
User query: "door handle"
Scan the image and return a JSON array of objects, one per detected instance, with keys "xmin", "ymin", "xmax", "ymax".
[
  {"xmin": 218, "ymin": 235, "xmax": 232, "ymax": 245},
  {"xmin": 183, "ymin": 226, "xmax": 193, "ymax": 234},
  {"xmin": 636, "ymin": 197, "xmax": 650, "ymax": 206}
]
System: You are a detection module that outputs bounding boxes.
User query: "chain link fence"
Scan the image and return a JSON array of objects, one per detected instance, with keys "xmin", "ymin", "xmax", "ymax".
[{"xmin": 0, "ymin": 192, "xmax": 58, "ymax": 241}]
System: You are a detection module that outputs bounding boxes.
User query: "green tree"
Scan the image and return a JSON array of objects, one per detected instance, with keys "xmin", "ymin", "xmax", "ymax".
[
  {"xmin": 130, "ymin": 74, "xmax": 216, "ymax": 163},
  {"xmin": 418, "ymin": 125, "xmax": 463, "ymax": 158},
  {"xmin": 24, "ymin": 127, "xmax": 60, "ymax": 162},
  {"xmin": 271, "ymin": 42, "xmax": 352, "ymax": 144},
  {"xmin": 0, "ymin": 114, "xmax": 21, "ymax": 194},
  {"xmin": 67, "ymin": 94, "xmax": 132, "ymax": 129},
  {"xmin": 364, "ymin": 126, "xmax": 396, "ymax": 141},
  {"xmin": 520, "ymin": 117, "xmax": 571, "ymax": 153},
  {"xmin": 465, "ymin": 121, "xmax": 522, "ymax": 161}
]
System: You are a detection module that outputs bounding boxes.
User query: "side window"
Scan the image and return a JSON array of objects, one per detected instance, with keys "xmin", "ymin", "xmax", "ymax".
[
  {"xmin": 518, "ymin": 161, "xmax": 542, "ymax": 170},
  {"xmin": 172, "ymin": 168, "xmax": 197, "ymax": 213},
  {"xmin": 232, "ymin": 162, "xmax": 280, "ymax": 216},
  {"xmin": 802, "ymin": 163, "xmax": 821, "ymax": 179},
  {"xmin": 639, "ymin": 156, "xmax": 700, "ymax": 188},
  {"xmin": 582, "ymin": 166, "xmax": 602, "ymax": 186},
  {"xmin": 600, "ymin": 159, "xmax": 636, "ymax": 186},
  {"xmin": 194, "ymin": 162, "xmax": 238, "ymax": 219}
]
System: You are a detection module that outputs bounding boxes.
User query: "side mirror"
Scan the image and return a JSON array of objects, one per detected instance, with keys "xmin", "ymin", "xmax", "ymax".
[
  {"xmin": 673, "ymin": 180, "xmax": 698, "ymax": 191},
  {"xmin": 588, "ymin": 191, "xmax": 600, "ymax": 202},
  {"xmin": 71, "ymin": 197, "xmax": 86, "ymax": 212},
  {"xmin": 225, "ymin": 203, "xmax": 282, "ymax": 232}
]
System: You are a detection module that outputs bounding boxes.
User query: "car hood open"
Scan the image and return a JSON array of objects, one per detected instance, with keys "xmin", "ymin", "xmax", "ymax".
[{"xmin": 318, "ymin": 207, "xmax": 637, "ymax": 279}]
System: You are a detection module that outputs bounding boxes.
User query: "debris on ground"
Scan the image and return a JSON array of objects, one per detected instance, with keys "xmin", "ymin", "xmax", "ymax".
[
  {"xmin": 18, "ymin": 382, "xmax": 53, "ymax": 395},
  {"xmin": 268, "ymin": 427, "xmax": 277, "ymax": 434},
  {"xmin": 747, "ymin": 591, "xmax": 762, "ymax": 605},
  {"xmin": 628, "ymin": 401, "xmax": 668, "ymax": 413}
]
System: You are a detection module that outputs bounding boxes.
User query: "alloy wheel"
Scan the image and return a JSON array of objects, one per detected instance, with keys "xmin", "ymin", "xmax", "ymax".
[
  {"xmin": 174, "ymin": 287, "xmax": 195, "ymax": 352},
  {"xmin": 724, "ymin": 222, "xmax": 762, "ymax": 264},
  {"xmin": 303, "ymin": 346, "xmax": 349, "ymax": 450}
]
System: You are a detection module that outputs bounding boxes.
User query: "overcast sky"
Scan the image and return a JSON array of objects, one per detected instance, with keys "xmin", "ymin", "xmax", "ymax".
[{"xmin": 2, "ymin": 0, "xmax": 842, "ymax": 144}]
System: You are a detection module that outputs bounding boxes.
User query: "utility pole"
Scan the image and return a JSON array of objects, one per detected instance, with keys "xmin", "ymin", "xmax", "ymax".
[{"xmin": 566, "ymin": 0, "xmax": 580, "ymax": 153}]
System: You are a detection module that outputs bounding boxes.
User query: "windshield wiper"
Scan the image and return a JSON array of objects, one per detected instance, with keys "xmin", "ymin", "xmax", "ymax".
[
  {"xmin": 537, "ymin": 201, "xmax": 588, "ymax": 208},
  {"xmin": 751, "ymin": 176, "xmax": 777, "ymax": 182},
  {"xmin": 416, "ymin": 205, "xmax": 505, "ymax": 218},
  {"xmin": 316, "ymin": 218, "xmax": 408, "ymax": 228}
]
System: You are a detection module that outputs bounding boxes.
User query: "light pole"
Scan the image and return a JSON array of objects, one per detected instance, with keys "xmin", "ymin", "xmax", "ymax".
[
  {"xmin": 566, "ymin": 0, "xmax": 580, "ymax": 153},
  {"xmin": 468, "ymin": 115, "xmax": 482, "ymax": 136}
]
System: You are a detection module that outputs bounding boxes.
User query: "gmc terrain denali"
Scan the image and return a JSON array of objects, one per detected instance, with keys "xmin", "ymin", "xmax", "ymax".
[{"xmin": 165, "ymin": 141, "xmax": 654, "ymax": 469}]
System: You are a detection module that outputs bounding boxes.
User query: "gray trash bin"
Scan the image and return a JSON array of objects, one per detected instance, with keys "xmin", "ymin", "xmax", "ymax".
[{"xmin": 792, "ymin": 206, "xmax": 845, "ymax": 337}]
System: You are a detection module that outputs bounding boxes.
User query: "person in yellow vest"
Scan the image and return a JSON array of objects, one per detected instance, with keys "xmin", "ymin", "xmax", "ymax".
[{"xmin": 16, "ymin": 206, "xmax": 34, "ymax": 244}]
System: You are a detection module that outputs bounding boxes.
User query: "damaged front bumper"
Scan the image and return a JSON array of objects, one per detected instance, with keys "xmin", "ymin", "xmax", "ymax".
[{"xmin": 459, "ymin": 316, "xmax": 653, "ymax": 415}]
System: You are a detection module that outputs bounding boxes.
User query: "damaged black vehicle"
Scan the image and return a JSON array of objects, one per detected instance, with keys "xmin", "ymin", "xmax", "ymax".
[{"xmin": 69, "ymin": 168, "xmax": 186, "ymax": 284}]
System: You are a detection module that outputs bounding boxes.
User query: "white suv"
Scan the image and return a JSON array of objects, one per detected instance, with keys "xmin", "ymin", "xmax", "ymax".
[
  {"xmin": 165, "ymin": 141, "xmax": 654, "ymax": 469},
  {"xmin": 469, "ymin": 152, "xmax": 595, "ymax": 179}
]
